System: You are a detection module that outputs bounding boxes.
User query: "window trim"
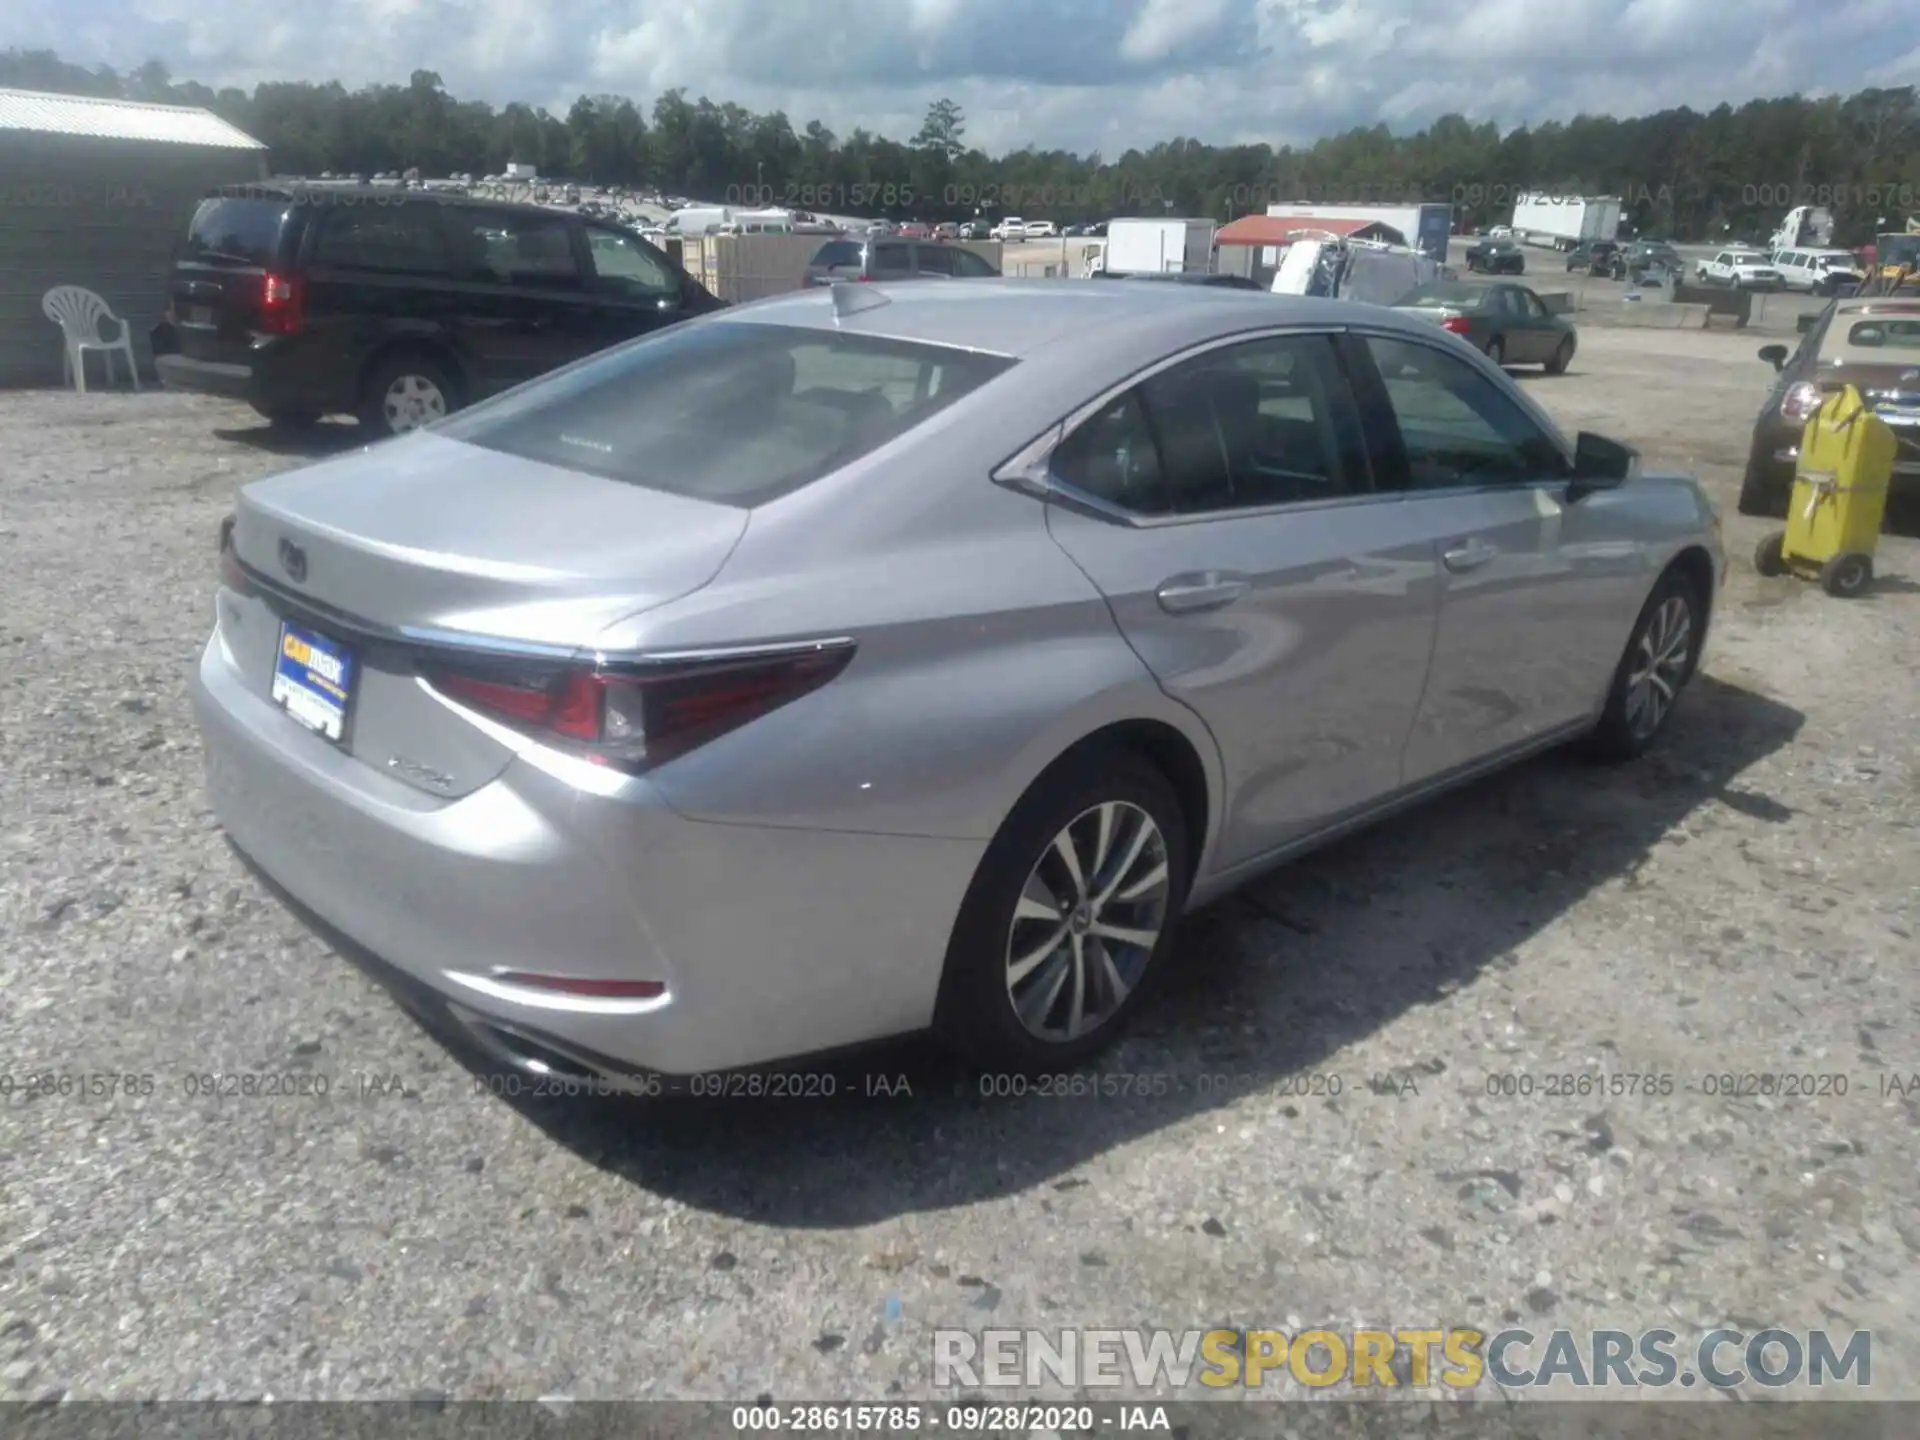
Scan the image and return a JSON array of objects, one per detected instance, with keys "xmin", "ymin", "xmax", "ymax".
[{"xmin": 994, "ymin": 322, "xmax": 1576, "ymax": 526}]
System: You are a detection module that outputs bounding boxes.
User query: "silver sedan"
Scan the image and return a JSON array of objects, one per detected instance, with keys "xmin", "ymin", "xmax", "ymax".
[{"xmin": 193, "ymin": 279, "xmax": 1725, "ymax": 1081}]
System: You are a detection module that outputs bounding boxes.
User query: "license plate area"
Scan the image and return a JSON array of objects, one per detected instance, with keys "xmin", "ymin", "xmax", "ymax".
[
  {"xmin": 184, "ymin": 305, "xmax": 215, "ymax": 327},
  {"xmin": 271, "ymin": 620, "xmax": 356, "ymax": 744}
]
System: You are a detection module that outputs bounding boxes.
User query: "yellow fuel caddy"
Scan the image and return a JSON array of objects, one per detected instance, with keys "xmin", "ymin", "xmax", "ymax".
[{"xmin": 1755, "ymin": 384, "xmax": 1896, "ymax": 597}]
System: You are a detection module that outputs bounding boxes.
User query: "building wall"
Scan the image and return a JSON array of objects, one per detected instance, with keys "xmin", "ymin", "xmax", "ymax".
[{"xmin": 0, "ymin": 133, "xmax": 266, "ymax": 386}]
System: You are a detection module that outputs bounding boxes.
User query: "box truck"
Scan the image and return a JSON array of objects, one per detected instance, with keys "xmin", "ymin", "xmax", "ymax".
[
  {"xmin": 1511, "ymin": 195, "xmax": 1622, "ymax": 251},
  {"xmin": 1098, "ymin": 218, "xmax": 1217, "ymax": 275},
  {"xmin": 1264, "ymin": 202, "xmax": 1453, "ymax": 262}
]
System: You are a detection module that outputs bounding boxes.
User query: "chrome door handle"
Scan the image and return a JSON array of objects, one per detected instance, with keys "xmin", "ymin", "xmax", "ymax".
[
  {"xmin": 1156, "ymin": 572, "xmax": 1250, "ymax": 614},
  {"xmin": 1442, "ymin": 540, "xmax": 1497, "ymax": 573}
]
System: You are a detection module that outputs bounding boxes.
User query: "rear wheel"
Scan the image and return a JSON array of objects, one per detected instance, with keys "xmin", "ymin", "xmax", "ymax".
[
  {"xmin": 934, "ymin": 748, "xmax": 1189, "ymax": 1074},
  {"xmin": 1753, "ymin": 531, "xmax": 1788, "ymax": 576},
  {"xmin": 359, "ymin": 353, "xmax": 457, "ymax": 437},
  {"xmin": 1545, "ymin": 336, "xmax": 1574, "ymax": 375},
  {"xmin": 1819, "ymin": 552, "xmax": 1872, "ymax": 597},
  {"xmin": 1584, "ymin": 569, "xmax": 1704, "ymax": 762},
  {"xmin": 1486, "ymin": 337, "xmax": 1506, "ymax": 366}
]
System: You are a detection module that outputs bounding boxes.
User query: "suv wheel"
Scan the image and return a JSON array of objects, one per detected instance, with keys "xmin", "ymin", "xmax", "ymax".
[
  {"xmin": 934, "ymin": 748, "xmax": 1189, "ymax": 1074},
  {"xmin": 361, "ymin": 354, "xmax": 456, "ymax": 436}
]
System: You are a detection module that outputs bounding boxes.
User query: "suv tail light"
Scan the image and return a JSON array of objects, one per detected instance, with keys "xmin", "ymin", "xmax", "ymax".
[
  {"xmin": 260, "ymin": 272, "xmax": 303, "ymax": 335},
  {"xmin": 1780, "ymin": 380, "xmax": 1824, "ymax": 426},
  {"xmin": 421, "ymin": 643, "xmax": 855, "ymax": 773},
  {"xmin": 1441, "ymin": 314, "xmax": 1472, "ymax": 335}
]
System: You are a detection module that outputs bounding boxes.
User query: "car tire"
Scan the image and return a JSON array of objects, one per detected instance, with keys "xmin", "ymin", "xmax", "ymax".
[
  {"xmin": 1545, "ymin": 337, "xmax": 1574, "ymax": 375},
  {"xmin": 1819, "ymin": 552, "xmax": 1872, "ymax": 597},
  {"xmin": 933, "ymin": 747, "xmax": 1191, "ymax": 1075},
  {"xmin": 359, "ymin": 352, "xmax": 458, "ymax": 437},
  {"xmin": 1582, "ymin": 567, "xmax": 1705, "ymax": 763},
  {"xmin": 1486, "ymin": 337, "xmax": 1506, "ymax": 366},
  {"xmin": 1736, "ymin": 465, "xmax": 1788, "ymax": 518},
  {"xmin": 1753, "ymin": 531, "xmax": 1788, "ymax": 576}
]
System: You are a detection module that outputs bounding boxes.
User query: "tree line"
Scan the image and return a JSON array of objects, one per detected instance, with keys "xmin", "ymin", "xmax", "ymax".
[{"xmin": 4, "ymin": 48, "xmax": 1917, "ymax": 243}]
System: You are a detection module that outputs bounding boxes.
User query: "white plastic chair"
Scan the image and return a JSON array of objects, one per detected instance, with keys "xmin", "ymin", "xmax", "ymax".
[{"xmin": 42, "ymin": 286, "xmax": 140, "ymax": 394}]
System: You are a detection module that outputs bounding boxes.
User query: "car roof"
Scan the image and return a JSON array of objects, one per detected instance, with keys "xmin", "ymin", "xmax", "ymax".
[
  {"xmin": 711, "ymin": 278, "xmax": 1378, "ymax": 359},
  {"xmin": 208, "ymin": 183, "xmax": 603, "ymax": 226}
]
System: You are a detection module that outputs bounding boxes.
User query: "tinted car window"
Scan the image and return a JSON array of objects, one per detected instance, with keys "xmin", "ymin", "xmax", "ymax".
[
  {"xmin": 811, "ymin": 240, "xmax": 863, "ymax": 270},
  {"xmin": 1052, "ymin": 393, "xmax": 1170, "ymax": 514},
  {"xmin": 871, "ymin": 244, "xmax": 911, "ymax": 276},
  {"xmin": 310, "ymin": 205, "xmax": 451, "ymax": 275},
  {"xmin": 446, "ymin": 209, "xmax": 583, "ymax": 289},
  {"xmin": 913, "ymin": 245, "xmax": 956, "ymax": 276},
  {"xmin": 1523, "ymin": 291, "xmax": 1550, "ymax": 318},
  {"xmin": 950, "ymin": 249, "xmax": 1000, "ymax": 277},
  {"xmin": 583, "ymin": 227, "xmax": 677, "ymax": 298},
  {"xmin": 183, "ymin": 197, "xmax": 287, "ymax": 267},
  {"xmin": 436, "ymin": 322, "xmax": 1015, "ymax": 507},
  {"xmin": 1363, "ymin": 336, "xmax": 1567, "ymax": 490}
]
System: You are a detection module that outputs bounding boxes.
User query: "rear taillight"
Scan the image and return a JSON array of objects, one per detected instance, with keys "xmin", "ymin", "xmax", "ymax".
[
  {"xmin": 421, "ymin": 644, "xmax": 855, "ymax": 772},
  {"xmin": 260, "ymin": 272, "xmax": 303, "ymax": 335},
  {"xmin": 1441, "ymin": 315, "xmax": 1472, "ymax": 335},
  {"xmin": 217, "ymin": 513, "xmax": 256, "ymax": 596},
  {"xmin": 1780, "ymin": 381, "xmax": 1824, "ymax": 426}
]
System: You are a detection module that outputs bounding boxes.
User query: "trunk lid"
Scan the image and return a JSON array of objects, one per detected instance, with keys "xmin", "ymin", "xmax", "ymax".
[
  {"xmin": 170, "ymin": 195, "xmax": 294, "ymax": 363},
  {"xmin": 223, "ymin": 432, "xmax": 748, "ymax": 799}
]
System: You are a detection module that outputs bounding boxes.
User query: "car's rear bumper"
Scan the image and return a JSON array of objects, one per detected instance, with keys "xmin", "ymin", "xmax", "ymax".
[
  {"xmin": 191, "ymin": 631, "xmax": 984, "ymax": 1077},
  {"xmin": 155, "ymin": 351, "xmax": 254, "ymax": 401},
  {"xmin": 152, "ymin": 325, "xmax": 359, "ymax": 416}
]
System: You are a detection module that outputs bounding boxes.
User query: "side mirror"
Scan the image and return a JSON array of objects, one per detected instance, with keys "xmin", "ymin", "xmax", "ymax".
[
  {"xmin": 1570, "ymin": 431, "xmax": 1637, "ymax": 496},
  {"xmin": 1758, "ymin": 343, "xmax": 1789, "ymax": 370}
]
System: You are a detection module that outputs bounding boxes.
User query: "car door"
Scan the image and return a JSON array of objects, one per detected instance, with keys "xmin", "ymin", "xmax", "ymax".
[
  {"xmin": 297, "ymin": 201, "xmax": 463, "ymax": 399},
  {"xmin": 577, "ymin": 224, "xmax": 698, "ymax": 351},
  {"xmin": 1035, "ymin": 331, "xmax": 1444, "ymax": 871},
  {"xmin": 437, "ymin": 206, "xmax": 599, "ymax": 392},
  {"xmin": 1343, "ymin": 329, "xmax": 1649, "ymax": 785},
  {"xmin": 1492, "ymin": 287, "xmax": 1547, "ymax": 362},
  {"xmin": 1516, "ymin": 288, "xmax": 1564, "ymax": 360}
]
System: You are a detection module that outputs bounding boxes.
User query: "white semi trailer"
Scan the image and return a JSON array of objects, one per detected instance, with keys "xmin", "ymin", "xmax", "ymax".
[{"xmin": 1511, "ymin": 194, "xmax": 1623, "ymax": 251}]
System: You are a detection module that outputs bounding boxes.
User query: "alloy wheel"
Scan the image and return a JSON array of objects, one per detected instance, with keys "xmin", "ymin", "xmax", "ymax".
[
  {"xmin": 1623, "ymin": 595, "xmax": 1692, "ymax": 740},
  {"xmin": 1005, "ymin": 801, "xmax": 1172, "ymax": 1044},
  {"xmin": 383, "ymin": 374, "xmax": 447, "ymax": 433}
]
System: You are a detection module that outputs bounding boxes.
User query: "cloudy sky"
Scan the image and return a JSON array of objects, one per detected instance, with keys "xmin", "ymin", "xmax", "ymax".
[{"xmin": 8, "ymin": 0, "xmax": 1918, "ymax": 152}]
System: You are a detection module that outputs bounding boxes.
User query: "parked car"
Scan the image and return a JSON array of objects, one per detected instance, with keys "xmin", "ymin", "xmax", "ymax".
[
  {"xmin": 1487, "ymin": 225, "xmax": 1514, "ymax": 239},
  {"xmin": 1696, "ymin": 249, "xmax": 1783, "ymax": 289},
  {"xmin": 149, "ymin": 183, "xmax": 723, "ymax": 438},
  {"xmin": 991, "ymin": 217, "xmax": 1028, "ymax": 241},
  {"xmin": 803, "ymin": 237, "xmax": 1002, "ymax": 285},
  {"xmin": 957, "ymin": 220, "xmax": 988, "ymax": 240},
  {"xmin": 898, "ymin": 222, "xmax": 930, "ymax": 239},
  {"xmin": 932, "ymin": 222, "xmax": 960, "ymax": 241},
  {"xmin": 1463, "ymin": 238, "xmax": 1526, "ymax": 274},
  {"xmin": 865, "ymin": 219, "xmax": 896, "ymax": 237},
  {"xmin": 1024, "ymin": 220, "xmax": 1059, "ymax": 239},
  {"xmin": 1737, "ymin": 296, "xmax": 1920, "ymax": 524},
  {"xmin": 196, "ymin": 281, "xmax": 1721, "ymax": 1080},
  {"xmin": 1565, "ymin": 240, "xmax": 1622, "ymax": 276},
  {"xmin": 1770, "ymin": 248, "xmax": 1865, "ymax": 296},
  {"xmin": 1391, "ymin": 280, "xmax": 1578, "ymax": 372},
  {"xmin": 1615, "ymin": 240, "xmax": 1683, "ymax": 281}
]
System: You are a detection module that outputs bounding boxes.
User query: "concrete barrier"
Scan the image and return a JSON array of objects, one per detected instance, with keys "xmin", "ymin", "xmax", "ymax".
[{"xmin": 1572, "ymin": 296, "xmax": 1711, "ymax": 329}]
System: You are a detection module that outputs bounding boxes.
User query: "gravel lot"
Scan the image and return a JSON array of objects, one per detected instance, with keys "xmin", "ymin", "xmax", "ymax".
[{"xmin": 2, "ymin": 326, "xmax": 1916, "ymax": 1406}]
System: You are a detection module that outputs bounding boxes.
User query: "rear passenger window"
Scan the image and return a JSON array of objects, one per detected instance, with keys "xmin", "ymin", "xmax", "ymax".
[
  {"xmin": 950, "ymin": 248, "xmax": 1000, "ymax": 278},
  {"xmin": 871, "ymin": 245, "xmax": 911, "ymax": 276},
  {"xmin": 913, "ymin": 246, "xmax": 955, "ymax": 276},
  {"xmin": 311, "ymin": 206, "xmax": 450, "ymax": 275},
  {"xmin": 445, "ymin": 210, "xmax": 583, "ymax": 290}
]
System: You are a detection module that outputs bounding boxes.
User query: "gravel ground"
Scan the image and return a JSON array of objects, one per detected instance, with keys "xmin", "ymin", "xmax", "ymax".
[{"xmin": 1, "ymin": 329, "xmax": 1916, "ymax": 1407}]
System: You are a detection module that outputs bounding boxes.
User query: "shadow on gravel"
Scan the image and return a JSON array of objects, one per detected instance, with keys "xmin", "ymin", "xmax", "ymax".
[
  {"xmin": 213, "ymin": 421, "xmax": 368, "ymax": 458},
  {"xmin": 257, "ymin": 674, "xmax": 1804, "ymax": 1228}
]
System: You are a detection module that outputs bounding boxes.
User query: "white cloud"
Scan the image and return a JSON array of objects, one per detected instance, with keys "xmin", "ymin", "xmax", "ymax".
[{"xmin": 7, "ymin": 0, "xmax": 1908, "ymax": 153}]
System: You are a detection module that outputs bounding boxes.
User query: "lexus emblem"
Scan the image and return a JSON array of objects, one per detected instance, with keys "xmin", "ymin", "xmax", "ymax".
[{"xmin": 278, "ymin": 538, "xmax": 308, "ymax": 584}]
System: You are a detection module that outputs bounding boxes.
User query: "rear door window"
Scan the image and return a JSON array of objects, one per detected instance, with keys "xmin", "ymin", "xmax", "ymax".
[
  {"xmin": 436, "ymin": 322, "xmax": 1016, "ymax": 507},
  {"xmin": 913, "ymin": 246, "xmax": 956, "ymax": 276},
  {"xmin": 309, "ymin": 205, "xmax": 451, "ymax": 276},
  {"xmin": 811, "ymin": 241, "xmax": 862, "ymax": 272},
  {"xmin": 870, "ymin": 245, "xmax": 911, "ymax": 277},
  {"xmin": 1360, "ymin": 335, "xmax": 1569, "ymax": 491},
  {"xmin": 949, "ymin": 248, "xmax": 1000, "ymax": 277},
  {"xmin": 182, "ymin": 197, "xmax": 288, "ymax": 268},
  {"xmin": 444, "ymin": 209, "xmax": 584, "ymax": 290}
]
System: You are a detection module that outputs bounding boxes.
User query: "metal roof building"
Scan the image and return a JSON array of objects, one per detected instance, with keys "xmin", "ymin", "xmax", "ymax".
[{"xmin": 0, "ymin": 87, "xmax": 269, "ymax": 386}]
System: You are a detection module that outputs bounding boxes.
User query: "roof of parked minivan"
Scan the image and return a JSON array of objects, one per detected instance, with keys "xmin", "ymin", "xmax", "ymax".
[{"xmin": 210, "ymin": 182, "xmax": 631, "ymax": 225}]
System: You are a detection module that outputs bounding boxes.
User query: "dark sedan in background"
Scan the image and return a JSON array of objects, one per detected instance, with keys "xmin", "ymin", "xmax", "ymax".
[
  {"xmin": 1566, "ymin": 240, "xmax": 1622, "ymax": 276},
  {"xmin": 1739, "ymin": 295, "xmax": 1920, "ymax": 533},
  {"xmin": 1391, "ymin": 280, "xmax": 1577, "ymax": 372},
  {"xmin": 1463, "ymin": 238, "xmax": 1526, "ymax": 274}
]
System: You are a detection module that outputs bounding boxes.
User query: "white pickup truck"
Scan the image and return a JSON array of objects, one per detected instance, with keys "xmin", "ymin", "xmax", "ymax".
[{"xmin": 1696, "ymin": 249, "xmax": 1784, "ymax": 289}]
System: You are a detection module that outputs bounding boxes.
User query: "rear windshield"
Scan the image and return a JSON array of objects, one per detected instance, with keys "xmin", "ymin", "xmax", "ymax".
[
  {"xmin": 810, "ymin": 241, "xmax": 862, "ymax": 269},
  {"xmin": 436, "ymin": 321, "xmax": 1016, "ymax": 507},
  {"xmin": 183, "ymin": 197, "xmax": 288, "ymax": 267}
]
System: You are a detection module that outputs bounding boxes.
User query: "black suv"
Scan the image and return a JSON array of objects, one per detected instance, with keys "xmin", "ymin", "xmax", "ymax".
[
  {"xmin": 152, "ymin": 184, "xmax": 723, "ymax": 435},
  {"xmin": 803, "ymin": 236, "xmax": 1001, "ymax": 285},
  {"xmin": 1565, "ymin": 240, "xmax": 1622, "ymax": 276}
]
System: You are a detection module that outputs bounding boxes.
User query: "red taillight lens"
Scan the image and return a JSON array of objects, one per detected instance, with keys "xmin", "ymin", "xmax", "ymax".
[
  {"xmin": 422, "ymin": 645, "xmax": 855, "ymax": 772},
  {"xmin": 1441, "ymin": 314, "xmax": 1472, "ymax": 334},
  {"xmin": 217, "ymin": 513, "xmax": 256, "ymax": 595},
  {"xmin": 260, "ymin": 272, "xmax": 303, "ymax": 334}
]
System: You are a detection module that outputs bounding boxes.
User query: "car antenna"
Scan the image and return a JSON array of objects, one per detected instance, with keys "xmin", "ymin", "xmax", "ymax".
[{"xmin": 830, "ymin": 281, "xmax": 891, "ymax": 323}]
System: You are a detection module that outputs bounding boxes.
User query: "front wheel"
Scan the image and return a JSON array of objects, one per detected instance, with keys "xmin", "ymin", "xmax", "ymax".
[
  {"xmin": 1583, "ymin": 570, "xmax": 1704, "ymax": 762},
  {"xmin": 934, "ymin": 749, "xmax": 1190, "ymax": 1074}
]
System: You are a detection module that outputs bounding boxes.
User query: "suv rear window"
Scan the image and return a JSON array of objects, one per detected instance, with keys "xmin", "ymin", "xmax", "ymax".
[
  {"xmin": 183, "ymin": 197, "xmax": 288, "ymax": 268},
  {"xmin": 811, "ymin": 241, "xmax": 862, "ymax": 270},
  {"xmin": 436, "ymin": 321, "xmax": 1016, "ymax": 507}
]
